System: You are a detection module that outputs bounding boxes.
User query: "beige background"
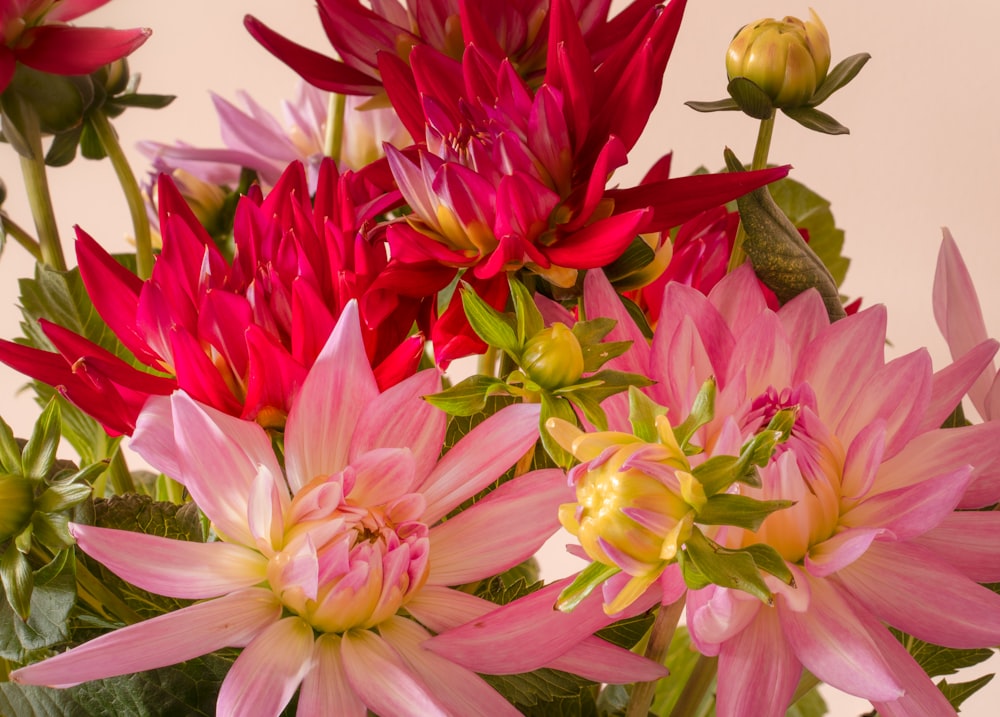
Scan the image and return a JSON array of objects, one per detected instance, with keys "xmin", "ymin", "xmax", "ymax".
[{"xmin": 1, "ymin": 1, "xmax": 998, "ymax": 713}]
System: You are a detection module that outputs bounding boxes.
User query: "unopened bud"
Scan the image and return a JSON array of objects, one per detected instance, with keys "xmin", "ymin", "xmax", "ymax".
[
  {"xmin": 521, "ymin": 322, "xmax": 584, "ymax": 390},
  {"xmin": 726, "ymin": 9, "xmax": 830, "ymax": 109}
]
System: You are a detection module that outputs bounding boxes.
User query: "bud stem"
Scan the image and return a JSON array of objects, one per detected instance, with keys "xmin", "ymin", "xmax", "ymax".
[
  {"xmin": 728, "ymin": 111, "xmax": 775, "ymax": 272},
  {"xmin": 0, "ymin": 213, "xmax": 42, "ymax": 262},
  {"xmin": 626, "ymin": 595, "xmax": 686, "ymax": 717},
  {"xmin": 15, "ymin": 99, "xmax": 66, "ymax": 271},
  {"xmin": 325, "ymin": 92, "xmax": 347, "ymax": 163},
  {"xmin": 89, "ymin": 110, "xmax": 153, "ymax": 279},
  {"xmin": 668, "ymin": 653, "xmax": 719, "ymax": 717}
]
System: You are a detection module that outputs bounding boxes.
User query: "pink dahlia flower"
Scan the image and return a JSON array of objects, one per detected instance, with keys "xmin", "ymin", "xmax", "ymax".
[
  {"xmin": 10, "ymin": 302, "xmax": 663, "ymax": 715},
  {"xmin": 0, "ymin": 160, "xmax": 439, "ymax": 435},
  {"xmin": 574, "ymin": 267, "xmax": 1000, "ymax": 716},
  {"xmin": 0, "ymin": 0, "xmax": 150, "ymax": 93}
]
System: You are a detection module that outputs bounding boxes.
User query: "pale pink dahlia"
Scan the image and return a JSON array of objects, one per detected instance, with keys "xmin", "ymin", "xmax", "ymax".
[
  {"xmin": 10, "ymin": 303, "xmax": 662, "ymax": 715},
  {"xmin": 578, "ymin": 266, "xmax": 1000, "ymax": 716}
]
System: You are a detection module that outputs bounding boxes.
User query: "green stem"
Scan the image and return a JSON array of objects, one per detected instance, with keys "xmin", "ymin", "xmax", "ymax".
[
  {"xmin": 324, "ymin": 93, "xmax": 347, "ymax": 163},
  {"xmin": 75, "ymin": 559, "xmax": 143, "ymax": 625},
  {"xmin": 1, "ymin": 213, "xmax": 42, "ymax": 261},
  {"xmin": 626, "ymin": 596, "xmax": 686, "ymax": 717},
  {"xmin": 16, "ymin": 101, "xmax": 66, "ymax": 271},
  {"xmin": 89, "ymin": 110, "xmax": 153, "ymax": 279},
  {"xmin": 478, "ymin": 345, "xmax": 498, "ymax": 377},
  {"xmin": 668, "ymin": 653, "xmax": 718, "ymax": 717},
  {"xmin": 727, "ymin": 111, "xmax": 776, "ymax": 273}
]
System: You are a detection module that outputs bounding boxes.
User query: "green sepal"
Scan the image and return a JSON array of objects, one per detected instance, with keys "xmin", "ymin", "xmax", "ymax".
[
  {"xmin": 580, "ymin": 339, "xmax": 632, "ymax": 373},
  {"xmin": 30, "ymin": 510, "xmax": 71, "ymax": 551},
  {"xmin": 682, "ymin": 528, "xmax": 773, "ymax": 604},
  {"xmin": 423, "ymin": 374, "xmax": 509, "ymax": 416},
  {"xmin": 556, "ymin": 560, "xmax": 621, "ymax": 612},
  {"xmin": 601, "ymin": 234, "xmax": 655, "ymax": 283},
  {"xmin": 562, "ymin": 389, "xmax": 608, "ymax": 432},
  {"xmin": 726, "ymin": 77, "xmax": 775, "ymax": 120},
  {"xmin": 13, "ymin": 523, "xmax": 32, "ymax": 554},
  {"xmin": 782, "ymin": 106, "xmax": 850, "ymax": 135},
  {"xmin": 460, "ymin": 282, "xmax": 520, "ymax": 356},
  {"xmin": 0, "ymin": 415, "xmax": 20, "ymax": 473},
  {"xmin": 684, "ymin": 97, "xmax": 742, "ymax": 113},
  {"xmin": 628, "ymin": 385, "xmax": 668, "ymax": 443},
  {"xmin": 44, "ymin": 126, "xmax": 82, "ymax": 166},
  {"xmin": 1, "ymin": 542, "xmax": 33, "ymax": 620},
  {"xmin": 540, "ymin": 394, "xmax": 579, "ymax": 469},
  {"xmin": 724, "ymin": 148, "xmax": 846, "ymax": 322},
  {"xmin": 696, "ymin": 494, "xmax": 794, "ymax": 531},
  {"xmin": 79, "ymin": 116, "xmax": 107, "ymax": 160},
  {"xmin": 508, "ymin": 277, "xmax": 544, "ymax": 346},
  {"xmin": 107, "ymin": 92, "xmax": 177, "ymax": 110},
  {"xmin": 3, "ymin": 66, "xmax": 90, "ymax": 136},
  {"xmin": 693, "ymin": 454, "xmax": 759, "ymax": 496},
  {"xmin": 571, "ymin": 317, "xmax": 617, "ymax": 346},
  {"xmin": 21, "ymin": 398, "xmax": 61, "ymax": 480},
  {"xmin": 673, "ymin": 377, "xmax": 716, "ymax": 451},
  {"xmin": 809, "ymin": 53, "xmax": 871, "ymax": 107},
  {"xmin": 35, "ymin": 482, "xmax": 93, "ymax": 514},
  {"xmin": 740, "ymin": 543, "xmax": 795, "ymax": 586}
]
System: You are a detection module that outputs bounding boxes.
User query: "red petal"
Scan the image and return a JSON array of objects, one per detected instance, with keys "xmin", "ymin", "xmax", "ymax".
[{"xmin": 18, "ymin": 26, "xmax": 150, "ymax": 75}]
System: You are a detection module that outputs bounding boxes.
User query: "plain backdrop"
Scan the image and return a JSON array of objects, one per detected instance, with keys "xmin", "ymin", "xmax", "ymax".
[{"xmin": 1, "ymin": 1, "xmax": 999, "ymax": 714}]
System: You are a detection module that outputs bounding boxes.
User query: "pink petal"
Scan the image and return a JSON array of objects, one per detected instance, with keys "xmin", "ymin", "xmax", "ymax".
[
  {"xmin": 804, "ymin": 527, "xmax": 882, "ymax": 577},
  {"xmin": 129, "ymin": 395, "xmax": 181, "ymax": 478},
  {"xmin": 877, "ymin": 421, "xmax": 1000, "ymax": 495},
  {"xmin": 10, "ymin": 589, "xmax": 280, "ymax": 687},
  {"xmin": 346, "ymin": 447, "xmax": 418, "ymax": 506},
  {"xmin": 69, "ymin": 523, "xmax": 267, "ymax": 599},
  {"xmin": 341, "ymin": 629, "xmax": 449, "ymax": 716},
  {"xmin": 837, "ymin": 540, "xmax": 1000, "ymax": 649},
  {"xmin": 716, "ymin": 607, "xmax": 801, "ymax": 717},
  {"xmin": 777, "ymin": 573, "xmax": 903, "ymax": 701},
  {"xmin": 919, "ymin": 338, "xmax": 999, "ymax": 430},
  {"xmin": 404, "ymin": 585, "xmax": 495, "ymax": 633},
  {"xmin": 285, "ymin": 301, "xmax": 379, "ymax": 493},
  {"xmin": 686, "ymin": 585, "xmax": 762, "ymax": 656},
  {"xmin": 840, "ymin": 419, "xmax": 887, "ymax": 500},
  {"xmin": 727, "ymin": 310, "xmax": 791, "ymax": 396},
  {"xmin": 708, "ymin": 263, "xmax": 769, "ymax": 334},
  {"xmin": 914, "ymin": 511, "xmax": 1000, "ymax": 582},
  {"xmin": 547, "ymin": 635, "xmax": 667, "ymax": 684},
  {"xmin": 298, "ymin": 634, "xmax": 367, "ymax": 716},
  {"xmin": 419, "ymin": 402, "xmax": 541, "ymax": 523},
  {"xmin": 428, "ymin": 469, "xmax": 568, "ymax": 585},
  {"xmin": 378, "ymin": 617, "xmax": 521, "ymax": 716},
  {"xmin": 217, "ymin": 617, "xmax": 314, "ymax": 717}
]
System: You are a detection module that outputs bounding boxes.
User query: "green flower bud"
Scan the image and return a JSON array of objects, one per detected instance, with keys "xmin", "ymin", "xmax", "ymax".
[
  {"xmin": 0, "ymin": 473, "xmax": 34, "ymax": 541},
  {"xmin": 726, "ymin": 9, "xmax": 830, "ymax": 109},
  {"xmin": 520, "ymin": 322, "xmax": 585, "ymax": 390}
]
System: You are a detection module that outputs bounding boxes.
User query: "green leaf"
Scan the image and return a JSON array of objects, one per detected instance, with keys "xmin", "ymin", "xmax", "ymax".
[
  {"xmin": 423, "ymin": 374, "xmax": 508, "ymax": 416},
  {"xmin": 1, "ymin": 542, "xmax": 33, "ymax": 620},
  {"xmin": 481, "ymin": 668, "xmax": 595, "ymax": 713},
  {"xmin": 21, "ymin": 399, "xmax": 61, "ymax": 479},
  {"xmin": 571, "ymin": 318, "xmax": 617, "ymax": 346},
  {"xmin": 696, "ymin": 494, "xmax": 794, "ymax": 531},
  {"xmin": 580, "ymin": 340, "xmax": 632, "ymax": 373},
  {"xmin": 616, "ymin": 293, "xmax": 654, "ymax": 340},
  {"xmin": 809, "ymin": 53, "xmax": 871, "ymax": 107},
  {"xmin": 556, "ymin": 560, "xmax": 621, "ymax": 612},
  {"xmin": 894, "ymin": 629, "xmax": 995, "ymax": 678},
  {"xmin": 0, "ymin": 414, "xmax": 21, "ymax": 472},
  {"xmin": 782, "ymin": 106, "xmax": 850, "ymax": 135},
  {"xmin": 726, "ymin": 77, "xmax": 774, "ymax": 120},
  {"xmin": 540, "ymin": 394, "xmax": 578, "ymax": 470},
  {"xmin": 938, "ymin": 674, "xmax": 995, "ymax": 711},
  {"xmin": 562, "ymin": 390, "xmax": 609, "ymax": 432},
  {"xmin": 682, "ymin": 529, "xmax": 772, "ymax": 604},
  {"xmin": 739, "ymin": 543, "xmax": 795, "ymax": 586},
  {"xmin": 628, "ymin": 386, "xmax": 667, "ymax": 443},
  {"xmin": 509, "ymin": 277, "xmax": 544, "ymax": 345},
  {"xmin": 685, "ymin": 98, "xmax": 742, "ymax": 113},
  {"xmin": 0, "ymin": 548, "xmax": 75, "ymax": 660},
  {"xmin": 595, "ymin": 611, "xmax": 656, "ymax": 649},
  {"xmin": 673, "ymin": 378, "xmax": 716, "ymax": 451},
  {"xmin": 693, "ymin": 454, "xmax": 758, "ymax": 496},
  {"xmin": 601, "ymin": 234, "xmax": 655, "ymax": 283},
  {"xmin": 786, "ymin": 685, "xmax": 828, "ymax": 717},
  {"xmin": 460, "ymin": 282, "xmax": 520, "ymax": 357},
  {"xmin": 724, "ymin": 148, "xmax": 846, "ymax": 322}
]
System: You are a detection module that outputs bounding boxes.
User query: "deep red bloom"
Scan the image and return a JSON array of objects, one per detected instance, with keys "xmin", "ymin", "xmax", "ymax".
[{"xmin": 0, "ymin": 160, "xmax": 430, "ymax": 435}]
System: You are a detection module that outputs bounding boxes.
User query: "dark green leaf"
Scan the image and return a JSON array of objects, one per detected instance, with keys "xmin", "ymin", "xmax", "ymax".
[
  {"xmin": 726, "ymin": 77, "xmax": 774, "ymax": 120},
  {"xmin": 809, "ymin": 53, "xmax": 871, "ymax": 107},
  {"xmin": 473, "ymin": 575, "xmax": 543, "ymax": 606},
  {"xmin": 697, "ymin": 494, "xmax": 794, "ymax": 531},
  {"xmin": 685, "ymin": 98, "xmax": 742, "ymax": 113},
  {"xmin": 601, "ymin": 235, "xmax": 655, "ymax": 283},
  {"xmin": 786, "ymin": 685, "xmax": 828, "ymax": 717},
  {"xmin": 938, "ymin": 674, "xmax": 994, "ymax": 711},
  {"xmin": 724, "ymin": 148, "xmax": 846, "ymax": 322},
  {"xmin": 941, "ymin": 401, "xmax": 971, "ymax": 429},
  {"xmin": 460, "ymin": 282, "xmax": 520, "ymax": 356},
  {"xmin": 423, "ymin": 374, "xmax": 508, "ymax": 416},
  {"xmin": 0, "ymin": 414, "xmax": 21, "ymax": 472},
  {"xmin": 21, "ymin": 399, "xmax": 61, "ymax": 479},
  {"xmin": 595, "ymin": 611, "xmax": 655, "ymax": 649},
  {"xmin": 893, "ymin": 629, "xmax": 995, "ymax": 678},
  {"xmin": 0, "ymin": 548, "xmax": 75, "ymax": 660},
  {"xmin": 617, "ymin": 293, "xmax": 654, "ymax": 340},
  {"xmin": 563, "ymin": 390, "xmax": 609, "ymax": 432},
  {"xmin": 481, "ymin": 668, "xmax": 595, "ymax": 712},
  {"xmin": 782, "ymin": 106, "xmax": 850, "ymax": 135}
]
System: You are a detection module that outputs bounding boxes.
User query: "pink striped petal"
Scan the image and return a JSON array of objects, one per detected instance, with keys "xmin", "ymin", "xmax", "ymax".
[
  {"xmin": 10, "ymin": 589, "xmax": 280, "ymax": 688},
  {"xmin": 298, "ymin": 634, "xmax": 366, "ymax": 716},
  {"xmin": 285, "ymin": 301, "xmax": 379, "ymax": 493},
  {"xmin": 840, "ymin": 420, "xmax": 887, "ymax": 500},
  {"xmin": 686, "ymin": 585, "xmax": 762, "ymax": 656},
  {"xmin": 341, "ymin": 629, "xmax": 449, "ymax": 716},
  {"xmin": 804, "ymin": 528, "xmax": 882, "ymax": 577},
  {"xmin": 129, "ymin": 395, "xmax": 182, "ymax": 479},
  {"xmin": 777, "ymin": 574, "xmax": 903, "ymax": 701},
  {"xmin": 428, "ymin": 469, "xmax": 568, "ymax": 585},
  {"xmin": 728, "ymin": 310, "xmax": 792, "ymax": 396},
  {"xmin": 716, "ymin": 607, "xmax": 800, "ymax": 717},
  {"xmin": 378, "ymin": 617, "xmax": 521, "ymax": 716},
  {"xmin": 69, "ymin": 523, "xmax": 267, "ymax": 599},
  {"xmin": 654, "ymin": 280, "xmax": 735, "ymax": 385},
  {"xmin": 707, "ymin": 264, "xmax": 769, "ymax": 334},
  {"xmin": 419, "ymin": 402, "xmax": 540, "ymax": 523},
  {"xmin": 919, "ymin": 339, "xmax": 999, "ymax": 431},
  {"xmin": 877, "ymin": 421, "xmax": 1000, "ymax": 495},
  {"xmin": 217, "ymin": 617, "xmax": 314, "ymax": 717},
  {"xmin": 837, "ymin": 541, "xmax": 1000, "ymax": 649},
  {"xmin": 405, "ymin": 585, "xmax": 495, "ymax": 633},
  {"xmin": 914, "ymin": 511, "xmax": 1000, "ymax": 582},
  {"xmin": 346, "ymin": 447, "xmax": 418, "ymax": 506},
  {"xmin": 547, "ymin": 635, "xmax": 667, "ymax": 684}
]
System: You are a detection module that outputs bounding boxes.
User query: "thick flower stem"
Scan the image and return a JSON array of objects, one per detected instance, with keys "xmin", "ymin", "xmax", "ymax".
[
  {"xmin": 324, "ymin": 92, "xmax": 346, "ymax": 163},
  {"xmin": 16, "ymin": 101, "xmax": 66, "ymax": 271},
  {"xmin": 1, "ymin": 214, "xmax": 42, "ymax": 261},
  {"xmin": 669, "ymin": 653, "xmax": 719, "ymax": 717},
  {"xmin": 727, "ymin": 111, "xmax": 775, "ymax": 272},
  {"xmin": 88, "ymin": 110, "xmax": 153, "ymax": 279},
  {"xmin": 626, "ymin": 595, "xmax": 686, "ymax": 717}
]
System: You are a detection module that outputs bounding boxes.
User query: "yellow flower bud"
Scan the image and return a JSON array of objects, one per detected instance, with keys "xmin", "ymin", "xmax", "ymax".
[
  {"xmin": 520, "ymin": 322, "xmax": 585, "ymax": 390},
  {"xmin": 0, "ymin": 474, "xmax": 34, "ymax": 542},
  {"xmin": 726, "ymin": 9, "xmax": 830, "ymax": 108}
]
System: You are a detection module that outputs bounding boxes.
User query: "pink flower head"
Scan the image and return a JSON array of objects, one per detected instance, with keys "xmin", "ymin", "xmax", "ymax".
[
  {"xmin": 0, "ymin": 159, "xmax": 438, "ymax": 435},
  {"xmin": 581, "ymin": 267, "xmax": 1000, "ymax": 716},
  {"xmin": 244, "ymin": 0, "xmax": 662, "ymax": 97},
  {"xmin": 9, "ymin": 302, "xmax": 664, "ymax": 715},
  {"xmin": 0, "ymin": 0, "xmax": 150, "ymax": 93}
]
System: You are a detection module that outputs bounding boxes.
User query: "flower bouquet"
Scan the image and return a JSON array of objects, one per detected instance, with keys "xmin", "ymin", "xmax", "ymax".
[{"xmin": 0, "ymin": 1, "xmax": 999, "ymax": 715}]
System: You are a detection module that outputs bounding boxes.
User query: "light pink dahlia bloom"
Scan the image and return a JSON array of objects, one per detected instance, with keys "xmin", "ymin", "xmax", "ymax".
[
  {"xmin": 10, "ymin": 302, "xmax": 662, "ymax": 715},
  {"xmin": 579, "ymin": 266, "xmax": 1000, "ymax": 716}
]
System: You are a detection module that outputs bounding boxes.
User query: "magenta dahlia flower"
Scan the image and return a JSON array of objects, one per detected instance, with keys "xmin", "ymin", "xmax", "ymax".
[
  {"xmin": 565, "ymin": 267, "xmax": 1000, "ymax": 716},
  {"xmin": 0, "ymin": 160, "xmax": 438, "ymax": 435},
  {"xmin": 0, "ymin": 0, "xmax": 150, "ymax": 93},
  {"xmin": 10, "ymin": 302, "xmax": 662, "ymax": 715}
]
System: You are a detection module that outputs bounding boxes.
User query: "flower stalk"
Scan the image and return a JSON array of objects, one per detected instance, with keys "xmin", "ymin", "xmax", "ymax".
[
  {"xmin": 324, "ymin": 92, "xmax": 346, "ymax": 163},
  {"xmin": 728, "ymin": 110, "xmax": 775, "ymax": 272},
  {"xmin": 0, "ymin": 214, "xmax": 42, "ymax": 261},
  {"xmin": 627, "ymin": 595, "xmax": 686, "ymax": 717},
  {"xmin": 669, "ymin": 654, "xmax": 719, "ymax": 717},
  {"xmin": 15, "ymin": 99, "xmax": 66, "ymax": 271}
]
